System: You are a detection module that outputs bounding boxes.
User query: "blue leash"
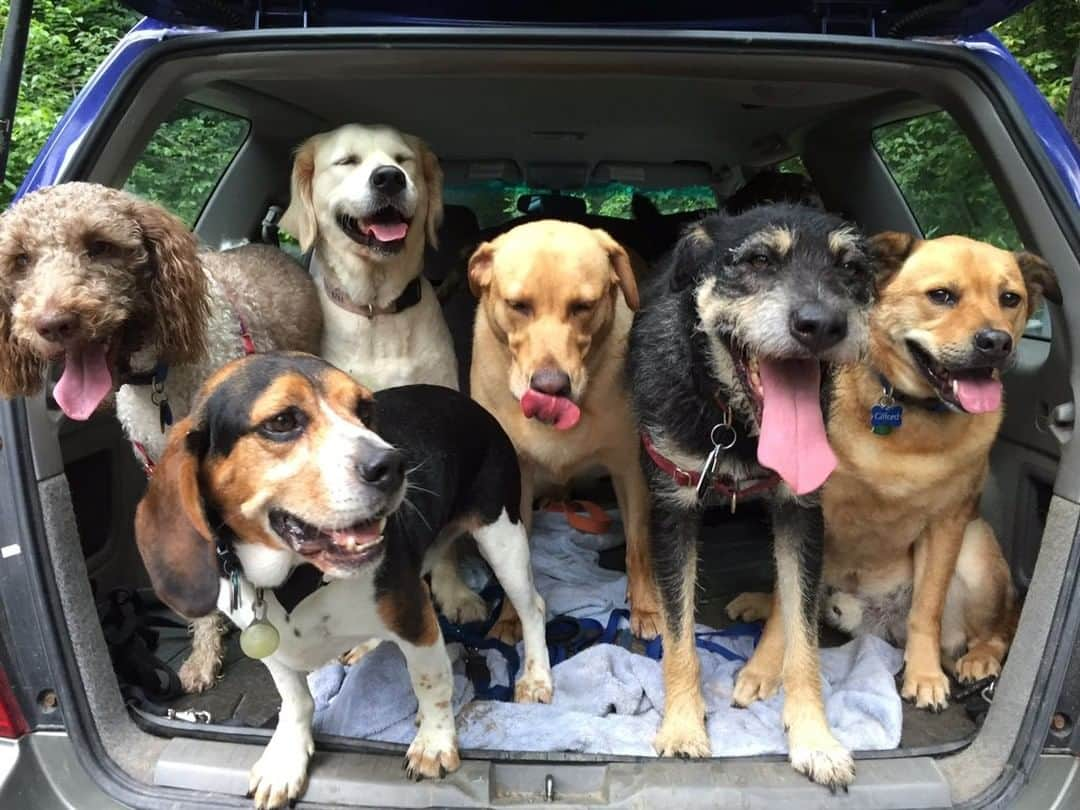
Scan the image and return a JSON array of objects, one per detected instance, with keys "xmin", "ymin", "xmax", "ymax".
[
  {"xmin": 439, "ymin": 584, "xmax": 764, "ymax": 701},
  {"xmin": 436, "ymin": 583, "xmax": 519, "ymax": 702}
]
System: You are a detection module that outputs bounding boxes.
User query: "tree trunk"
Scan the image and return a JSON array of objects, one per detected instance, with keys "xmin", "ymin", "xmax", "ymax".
[{"xmin": 1067, "ymin": 53, "xmax": 1080, "ymax": 144}]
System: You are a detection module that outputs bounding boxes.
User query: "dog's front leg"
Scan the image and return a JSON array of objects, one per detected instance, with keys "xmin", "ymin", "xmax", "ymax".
[
  {"xmin": 473, "ymin": 510, "xmax": 553, "ymax": 703},
  {"xmin": 903, "ymin": 509, "xmax": 970, "ymax": 711},
  {"xmin": 610, "ymin": 457, "xmax": 662, "ymax": 640},
  {"xmin": 248, "ymin": 658, "xmax": 315, "ymax": 810},
  {"xmin": 770, "ymin": 498, "xmax": 854, "ymax": 790},
  {"xmin": 651, "ymin": 500, "xmax": 710, "ymax": 758},
  {"xmin": 178, "ymin": 613, "xmax": 225, "ymax": 693},
  {"xmin": 393, "ymin": 585, "xmax": 461, "ymax": 780},
  {"xmin": 487, "ymin": 465, "xmax": 535, "ymax": 644}
]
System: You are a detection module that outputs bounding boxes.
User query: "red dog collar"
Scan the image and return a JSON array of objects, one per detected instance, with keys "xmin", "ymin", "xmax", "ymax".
[{"xmin": 640, "ymin": 431, "xmax": 779, "ymax": 502}]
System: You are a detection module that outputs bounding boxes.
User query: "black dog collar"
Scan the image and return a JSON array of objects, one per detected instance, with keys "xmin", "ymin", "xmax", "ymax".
[{"xmin": 323, "ymin": 275, "xmax": 423, "ymax": 318}]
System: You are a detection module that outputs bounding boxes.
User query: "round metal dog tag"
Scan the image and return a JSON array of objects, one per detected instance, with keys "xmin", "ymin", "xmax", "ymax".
[{"xmin": 240, "ymin": 619, "xmax": 280, "ymax": 659}]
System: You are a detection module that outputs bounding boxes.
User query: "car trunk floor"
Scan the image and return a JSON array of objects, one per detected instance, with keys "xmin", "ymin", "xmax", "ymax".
[{"xmin": 145, "ymin": 500, "xmax": 975, "ymax": 752}]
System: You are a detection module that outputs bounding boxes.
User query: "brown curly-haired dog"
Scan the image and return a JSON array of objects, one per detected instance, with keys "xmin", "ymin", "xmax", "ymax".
[{"xmin": 0, "ymin": 182, "xmax": 322, "ymax": 693}]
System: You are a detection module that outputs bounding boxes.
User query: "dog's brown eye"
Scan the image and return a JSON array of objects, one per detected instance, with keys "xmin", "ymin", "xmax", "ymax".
[
  {"xmin": 569, "ymin": 300, "xmax": 595, "ymax": 317},
  {"xmin": 355, "ymin": 397, "xmax": 375, "ymax": 425},
  {"xmin": 927, "ymin": 289, "xmax": 957, "ymax": 306},
  {"xmin": 1000, "ymin": 292, "xmax": 1022, "ymax": 308},
  {"xmin": 13, "ymin": 252, "xmax": 30, "ymax": 269},
  {"xmin": 749, "ymin": 253, "xmax": 770, "ymax": 270},
  {"xmin": 507, "ymin": 300, "xmax": 532, "ymax": 316},
  {"xmin": 86, "ymin": 240, "xmax": 115, "ymax": 258},
  {"xmin": 260, "ymin": 407, "xmax": 307, "ymax": 438}
]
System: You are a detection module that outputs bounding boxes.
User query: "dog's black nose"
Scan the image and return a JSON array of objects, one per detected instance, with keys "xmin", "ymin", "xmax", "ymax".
[
  {"xmin": 358, "ymin": 448, "xmax": 405, "ymax": 492},
  {"xmin": 530, "ymin": 368, "xmax": 572, "ymax": 397},
  {"xmin": 790, "ymin": 303, "xmax": 848, "ymax": 353},
  {"xmin": 370, "ymin": 165, "xmax": 407, "ymax": 195},
  {"xmin": 973, "ymin": 328, "xmax": 1013, "ymax": 360},
  {"xmin": 35, "ymin": 311, "xmax": 80, "ymax": 344}
]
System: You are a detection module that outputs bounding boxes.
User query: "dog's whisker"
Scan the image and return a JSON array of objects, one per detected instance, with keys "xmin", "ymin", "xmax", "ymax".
[{"xmin": 400, "ymin": 495, "xmax": 432, "ymax": 532}]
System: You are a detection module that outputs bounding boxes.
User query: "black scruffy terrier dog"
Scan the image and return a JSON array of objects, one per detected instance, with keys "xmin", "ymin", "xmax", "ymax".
[{"xmin": 628, "ymin": 203, "xmax": 876, "ymax": 790}]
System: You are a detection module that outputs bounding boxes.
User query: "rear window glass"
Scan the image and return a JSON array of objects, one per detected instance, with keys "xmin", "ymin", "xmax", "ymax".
[
  {"xmin": 444, "ymin": 181, "xmax": 717, "ymax": 229},
  {"xmin": 874, "ymin": 112, "xmax": 1049, "ymax": 340},
  {"xmin": 124, "ymin": 101, "xmax": 250, "ymax": 227}
]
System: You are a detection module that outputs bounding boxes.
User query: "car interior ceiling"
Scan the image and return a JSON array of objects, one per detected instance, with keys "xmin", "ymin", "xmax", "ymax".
[{"xmin": 30, "ymin": 43, "xmax": 1070, "ymax": 792}]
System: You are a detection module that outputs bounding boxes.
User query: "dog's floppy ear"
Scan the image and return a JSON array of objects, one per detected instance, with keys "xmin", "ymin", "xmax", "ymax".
[
  {"xmin": 0, "ymin": 304, "xmax": 46, "ymax": 399},
  {"xmin": 125, "ymin": 194, "xmax": 210, "ymax": 366},
  {"xmin": 1015, "ymin": 251, "xmax": 1061, "ymax": 313},
  {"xmin": 281, "ymin": 134, "xmax": 322, "ymax": 252},
  {"xmin": 592, "ymin": 228, "xmax": 640, "ymax": 311},
  {"xmin": 415, "ymin": 138, "xmax": 444, "ymax": 249},
  {"xmin": 468, "ymin": 242, "xmax": 495, "ymax": 298},
  {"xmin": 868, "ymin": 231, "xmax": 919, "ymax": 289},
  {"xmin": 134, "ymin": 418, "xmax": 220, "ymax": 619}
]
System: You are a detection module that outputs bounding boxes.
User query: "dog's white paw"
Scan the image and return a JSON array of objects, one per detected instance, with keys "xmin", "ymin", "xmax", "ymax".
[
  {"xmin": 654, "ymin": 713, "xmax": 711, "ymax": 758},
  {"xmin": 788, "ymin": 740, "xmax": 855, "ymax": 792},
  {"xmin": 178, "ymin": 654, "xmax": 220, "ymax": 694},
  {"xmin": 731, "ymin": 665, "xmax": 781, "ymax": 707},
  {"xmin": 404, "ymin": 727, "xmax": 460, "ymax": 780},
  {"xmin": 247, "ymin": 731, "xmax": 314, "ymax": 809},
  {"xmin": 725, "ymin": 592, "xmax": 772, "ymax": 623},
  {"xmin": 435, "ymin": 582, "xmax": 489, "ymax": 625},
  {"xmin": 340, "ymin": 639, "xmax": 381, "ymax": 667},
  {"xmin": 514, "ymin": 661, "xmax": 553, "ymax": 704},
  {"xmin": 902, "ymin": 667, "xmax": 950, "ymax": 712}
]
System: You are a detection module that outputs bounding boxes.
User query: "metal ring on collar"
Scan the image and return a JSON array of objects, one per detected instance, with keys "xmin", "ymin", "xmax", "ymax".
[{"xmin": 710, "ymin": 422, "xmax": 737, "ymax": 450}]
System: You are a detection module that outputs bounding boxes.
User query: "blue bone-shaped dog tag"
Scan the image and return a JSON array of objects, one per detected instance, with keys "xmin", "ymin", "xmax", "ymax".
[{"xmin": 870, "ymin": 404, "xmax": 903, "ymax": 435}]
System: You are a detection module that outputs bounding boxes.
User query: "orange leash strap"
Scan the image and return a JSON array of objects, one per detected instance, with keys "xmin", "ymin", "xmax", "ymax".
[{"xmin": 540, "ymin": 499, "xmax": 613, "ymax": 535}]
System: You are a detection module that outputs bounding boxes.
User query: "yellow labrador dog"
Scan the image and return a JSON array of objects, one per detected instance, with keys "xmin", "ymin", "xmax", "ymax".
[{"xmin": 282, "ymin": 125, "xmax": 481, "ymax": 631}]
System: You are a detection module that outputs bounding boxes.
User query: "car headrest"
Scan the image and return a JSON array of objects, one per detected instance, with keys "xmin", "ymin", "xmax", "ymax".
[{"xmin": 516, "ymin": 193, "xmax": 588, "ymax": 220}]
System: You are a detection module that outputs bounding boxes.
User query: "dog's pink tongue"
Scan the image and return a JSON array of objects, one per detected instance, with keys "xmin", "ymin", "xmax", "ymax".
[
  {"xmin": 756, "ymin": 358, "xmax": 836, "ymax": 496},
  {"xmin": 366, "ymin": 222, "xmax": 408, "ymax": 242},
  {"xmin": 954, "ymin": 377, "xmax": 1002, "ymax": 414},
  {"xmin": 53, "ymin": 343, "xmax": 113, "ymax": 421},
  {"xmin": 520, "ymin": 389, "xmax": 581, "ymax": 431}
]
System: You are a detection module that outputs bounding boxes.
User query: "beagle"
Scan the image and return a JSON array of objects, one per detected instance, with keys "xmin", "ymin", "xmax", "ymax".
[{"xmin": 134, "ymin": 351, "xmax": 553, "ymax": 810}]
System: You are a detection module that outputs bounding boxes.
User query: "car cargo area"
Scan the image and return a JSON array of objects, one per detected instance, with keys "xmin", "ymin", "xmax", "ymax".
[{"xmin": 15, "ymin": 31, "xmax": 1080, "ymax": 809}]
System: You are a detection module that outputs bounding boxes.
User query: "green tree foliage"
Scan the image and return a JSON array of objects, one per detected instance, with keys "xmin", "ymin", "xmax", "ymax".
[
  {"xmin": 124, "ymin": 101, "xmax": 249, "ymax": 225},
  {"xmin": 872, "ymin": 0, "xmax": 1079, "ymax": 249},
  {"xmin": 0, "ymin": 0, "xmax": 137, "ymax": 204},
  {"xmin": 1, "ymin": 0, "xmax": 1076, "ymax": 225}
]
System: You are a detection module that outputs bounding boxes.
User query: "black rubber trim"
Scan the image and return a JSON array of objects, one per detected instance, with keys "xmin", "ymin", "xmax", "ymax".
[
  {"xmin": 16, "ymin": 26, "xmax": 1080, "ymax": 809},
  {"xmin": 128, "ymin": 703, "xmax": 977, "ymax": 763}
]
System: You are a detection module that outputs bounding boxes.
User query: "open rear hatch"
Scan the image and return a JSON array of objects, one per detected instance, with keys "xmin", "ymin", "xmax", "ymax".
[
  {"xmin": 3, "ymin": 2, "xmax": 1080, "ymax": 809},
  {"xmin": 121, "ymin": 0, "xmax": 1035, "ymax": 35}
]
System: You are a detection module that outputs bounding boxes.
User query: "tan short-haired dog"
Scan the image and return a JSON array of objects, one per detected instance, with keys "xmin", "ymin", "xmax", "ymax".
[
  {"xmin": 469, "ymin": 220, "xmax": 661, "ymax": 638},
  {"xmin": 729, "ymin": 233, "xmax": 1060, "ymax": 710}
]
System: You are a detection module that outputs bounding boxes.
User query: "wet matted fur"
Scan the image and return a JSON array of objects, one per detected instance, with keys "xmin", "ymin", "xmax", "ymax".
[
  {"xmin": 628, "ymin": 204, "xmax": 875, "ymax": 789},
  {"xmin": 0, "ymin": 182, "xmax": 322, "ymax": 694},
  {"xmin": 729, "ymin": 233, "xmax": 1060, "ymax": 711}
]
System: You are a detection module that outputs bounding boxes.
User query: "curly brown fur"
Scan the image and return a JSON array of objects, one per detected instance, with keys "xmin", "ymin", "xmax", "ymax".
[{"xmin": 0, "ymin": 183, "xmax": 212, "ymax": 398}]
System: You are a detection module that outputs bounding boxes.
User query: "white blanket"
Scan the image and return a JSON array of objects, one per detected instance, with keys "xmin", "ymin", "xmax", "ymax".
[{"xmin": 308, "ymin": 509, "xmax": 904, "ymax": 755}]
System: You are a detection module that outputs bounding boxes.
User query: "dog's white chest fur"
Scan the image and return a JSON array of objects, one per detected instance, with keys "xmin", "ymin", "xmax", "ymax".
[
  {"xmin": 219, "ymin": 570, "xmax": 380, "ymax": 673},
  {"xmin": 314, "ymin": 265, "xmax": 458, "ymax": 392}
]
